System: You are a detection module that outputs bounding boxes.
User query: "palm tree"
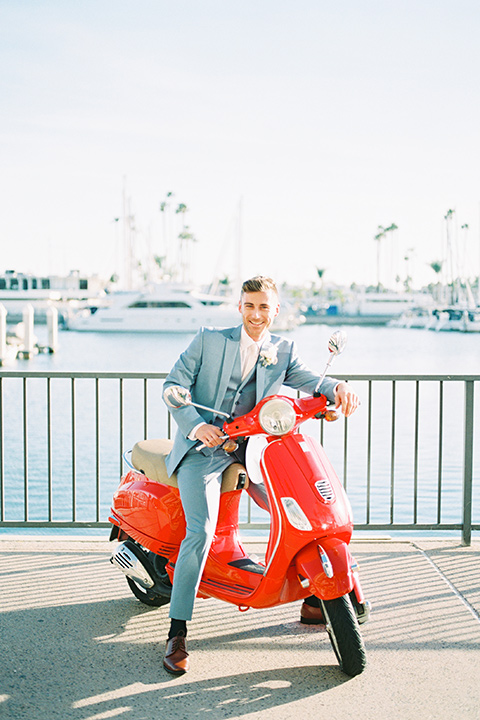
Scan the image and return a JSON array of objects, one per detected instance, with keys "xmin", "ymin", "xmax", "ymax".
[
  {"xmin": 159, "ymin": 192, "xmax": 175, "ymax": 274},
  {"xmin": 444, "ymin": 209, "xmax": 456, "ymax": 304},
  {"xmin": 403, "ymin": 248, "xmax": 415, "ymax": 291},
  {"xmin": 429, "ymin": 260, "xmax": 443, "ymax": 275},
  {"xmin": 374, "ymin": 226, "xmax": 386, "ymax": 290},
  {"xmin": 429, "ymin": 260, "xmax": 444, "ymax": 303},
  {"xmin": 175, "ymin": 203, "xmax": 188, "ymax": 216},
  {"xmin": 316, "ymin": 267, "xmax": 326, "ymax": 286},
  {"xmin": 159, "ymin": 191, "xmax": 174, "ymax": 213}
]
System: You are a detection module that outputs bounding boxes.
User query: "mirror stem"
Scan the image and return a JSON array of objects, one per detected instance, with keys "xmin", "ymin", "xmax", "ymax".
[{"xmin": 190, "ymin": 401, "xmax": 231, "ymax": 419}]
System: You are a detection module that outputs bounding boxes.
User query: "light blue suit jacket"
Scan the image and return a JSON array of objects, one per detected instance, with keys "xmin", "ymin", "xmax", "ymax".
[{"xmin": 163, "ymin": 325, "xmax": 339, "ymax": 475}]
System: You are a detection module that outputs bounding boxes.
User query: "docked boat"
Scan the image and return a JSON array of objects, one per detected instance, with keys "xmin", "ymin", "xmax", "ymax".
[
  {"xmin": 465, "ymin": 309, "xmax": 480, "ymax": 332},
  {"xmin": 303, "ymin": 290, "xmax": 434, "ymax": 326},
  {"xmin": 432, "ymin": 307, "xmax": 480, "ymax": 333},
  {"xmin": 65, "ymin": 284, "xmax": 301, "ymax": 333},
  {"xmin": 390, "ymin": 304, "xmax": 480, "ymax": 332},
  {"xmin": 389, "ymin": 306, "xmax": 437, "ymax": 330},
  {"xmin": 0, "ymin": 270, "xmax": 107, "ymax": 324}
]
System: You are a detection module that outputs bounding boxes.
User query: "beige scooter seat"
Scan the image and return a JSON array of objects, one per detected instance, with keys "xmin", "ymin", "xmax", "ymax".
[{"xmin": 131, "ymin": 438, "xmax": 249, "ymax": 492}]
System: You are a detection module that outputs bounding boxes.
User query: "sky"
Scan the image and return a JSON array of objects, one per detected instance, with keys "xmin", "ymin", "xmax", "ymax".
[{"xmin": 1, "ymin": 0, "xmax": 480, "ymax": 291}]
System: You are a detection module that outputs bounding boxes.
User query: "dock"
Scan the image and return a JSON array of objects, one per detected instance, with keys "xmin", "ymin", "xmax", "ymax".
[
  {"xmin": 1, "ymin": 535, "xmax": 479, "ymax": 719},
  {"xmin": 0, "ymin": 303, "xmax": 58, "ymax": 365}
]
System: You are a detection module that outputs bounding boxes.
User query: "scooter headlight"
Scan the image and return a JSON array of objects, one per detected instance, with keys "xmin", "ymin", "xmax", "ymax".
[{"xmin": 258, "ymin": 398, "xmax": 296, "ymax": 436}]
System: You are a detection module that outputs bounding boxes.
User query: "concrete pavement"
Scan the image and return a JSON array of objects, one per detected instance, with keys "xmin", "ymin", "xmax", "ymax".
[{"xmin": 1, "ymin": 535, "xmax": 480, "ymax": 720}]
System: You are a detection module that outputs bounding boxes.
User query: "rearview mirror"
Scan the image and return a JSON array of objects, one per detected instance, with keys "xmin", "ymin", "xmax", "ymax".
[
  {"xmin": 328, "ymin": 330, "xmax": 347, "ymax": 357},
  {"xmin": 163, "ymin": 385, "xmax": 192, "ymax": 408}
]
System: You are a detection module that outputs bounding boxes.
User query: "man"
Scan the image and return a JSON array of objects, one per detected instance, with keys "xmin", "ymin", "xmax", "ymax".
[{"xmin": 162, "ymin": 276, "xmax": 359, "ymax": 674}]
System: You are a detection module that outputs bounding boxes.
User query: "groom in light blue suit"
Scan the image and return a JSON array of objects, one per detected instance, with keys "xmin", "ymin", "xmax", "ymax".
[{"xmin": 161, "ymin": 276, "xmax": 358, "ymax": 674}]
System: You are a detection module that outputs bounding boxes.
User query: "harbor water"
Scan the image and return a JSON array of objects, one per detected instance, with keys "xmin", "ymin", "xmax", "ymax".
[
  {"xmin": 7, "ymin": 320, "xmax": 480, "ymax": 375},
  {"xmin": 1, "ymin": 322, "xmax": 479, "ymax": 534}
]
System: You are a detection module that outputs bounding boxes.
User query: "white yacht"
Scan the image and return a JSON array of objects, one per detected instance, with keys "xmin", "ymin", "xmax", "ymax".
[
  {"xmin": 66, "ymin": 284, "xmax": 301, "ymax": 333},
  {"xmin": 0, "ymin": 270, "xmax": 107, "ymax": 323},
  {"xmin": 389, "ymin": 306, "xmax": 437, "ymax": 330},
  {"xmin": 433, "ymin": 307, "xmax": 480, "ymax": 333},
  {"xmin": 304, "ymin": 290, "xmax": 434, "ymax": 326}
]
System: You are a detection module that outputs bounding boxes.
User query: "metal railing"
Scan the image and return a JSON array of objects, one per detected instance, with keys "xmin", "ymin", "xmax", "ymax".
[{"xmin": 0, "ymin": 371, "xmax": 478, "ymax": 544}]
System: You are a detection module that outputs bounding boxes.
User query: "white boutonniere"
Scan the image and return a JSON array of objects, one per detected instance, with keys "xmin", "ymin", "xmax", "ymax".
[{"xmin": 259, "ymin": 346, "xmax": 278, "ymax": 368}]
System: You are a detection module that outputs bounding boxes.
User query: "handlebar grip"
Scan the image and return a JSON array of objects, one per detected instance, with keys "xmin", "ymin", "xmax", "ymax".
[{"xmin": 195, "ymin": 434, "xmax": 229, "ymax": 451}]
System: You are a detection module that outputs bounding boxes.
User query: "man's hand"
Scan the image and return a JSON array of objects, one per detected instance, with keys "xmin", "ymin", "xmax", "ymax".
[
  {"xmin": 334, "ymin": 381, "xmax": 359, "ymax": 417},
  {"xmin": 195, "ymin": 424, "xmax": 225, "ymax": 447}
]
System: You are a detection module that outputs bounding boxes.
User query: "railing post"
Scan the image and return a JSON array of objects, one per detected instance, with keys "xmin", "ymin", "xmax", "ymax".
[
  {"xmin": 23, "ymin": 377, "xmax": 28, "ymax": 521},
  {"xmin": 0, "ymin": 376, "xmax": 3, "ymax": 522},
  {"xmin": 462, "ymin": 380, "xmax": 475, "ymax": 546}
]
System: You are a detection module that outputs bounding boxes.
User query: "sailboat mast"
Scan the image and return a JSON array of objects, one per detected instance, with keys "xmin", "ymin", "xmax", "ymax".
[{"xmin": 235, "ymin": 196, "xmax": 243, "ymax": 297}]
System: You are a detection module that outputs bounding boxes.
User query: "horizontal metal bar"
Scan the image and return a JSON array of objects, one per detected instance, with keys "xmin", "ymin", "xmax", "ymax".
[
  {"xmin": 1, "ymin": 521, "xmax": 479, "ymax": 532},
  {"xmin": 1, "ymin": 371, "xmax": 479, "ymax": 381},
  {"xmin": 353, "ymin": 523, "xmax": 471, "ymax": 531},
  {"xmin": 0, "ymin": 521, "xmax": 114, "ymax": 528},
  {"xmin": 0, "ymin": 371, "xmax": 169, "ymax": 380}
]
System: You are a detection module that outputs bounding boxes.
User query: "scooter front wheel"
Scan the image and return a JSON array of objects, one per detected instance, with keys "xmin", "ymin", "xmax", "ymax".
[{"xmin": 321, "ymin": 595, "xmax": 367, "ymax": 677}]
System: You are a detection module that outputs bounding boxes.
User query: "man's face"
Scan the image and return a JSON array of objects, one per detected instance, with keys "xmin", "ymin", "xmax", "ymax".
[{"xmin": 238, "ymin": 290, "xmax": 280, "ymax": 341}]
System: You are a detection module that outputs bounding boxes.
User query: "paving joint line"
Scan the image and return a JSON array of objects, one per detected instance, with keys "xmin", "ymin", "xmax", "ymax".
[{"xmin": 412, "ymin": 542, "xmax": 480, "ymax": 624}]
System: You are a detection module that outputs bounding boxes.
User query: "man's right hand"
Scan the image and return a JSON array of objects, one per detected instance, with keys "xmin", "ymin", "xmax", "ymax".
[{"xmin": 195, "ymin": 424, "xmax": 225, "ymax": 447}]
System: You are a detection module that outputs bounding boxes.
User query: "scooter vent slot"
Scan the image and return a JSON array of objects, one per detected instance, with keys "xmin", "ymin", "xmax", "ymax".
[
  {"xmin": 114, "ymin": 551, "xmax": 134, "ymax": 570},
  {"xmin": 315, "ymin": 478, "xmax": 335, "ymax": 502}
]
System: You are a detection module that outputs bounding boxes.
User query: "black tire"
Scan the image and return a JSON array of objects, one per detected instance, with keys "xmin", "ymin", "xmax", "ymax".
[
  {"xmin": 321, "ymin": 595, "xmax": 367, "ymax": 677},
  {"xmin": 125, "ymin": 543, "xmax": 172, "ymax": 607},
  {"xmin": 126, "ymin": 577, "xmax": 171, "ymax": 606}
]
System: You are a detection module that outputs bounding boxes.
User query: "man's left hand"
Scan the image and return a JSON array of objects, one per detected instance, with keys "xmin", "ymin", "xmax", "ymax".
[{"xmin": 334, "ymin": 381, "xmax": 359, "ymax": 417}]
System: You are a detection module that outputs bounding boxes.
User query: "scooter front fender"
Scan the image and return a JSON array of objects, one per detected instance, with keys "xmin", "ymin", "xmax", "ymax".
[{"xmin": 295, "ymin": 537, "xmax": 355, "ymax": 600}]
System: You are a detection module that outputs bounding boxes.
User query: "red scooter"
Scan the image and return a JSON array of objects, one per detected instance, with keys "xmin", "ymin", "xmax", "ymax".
[{"xmin": 109, "ymin": 331, "xmax": 370, "ymax": 677}]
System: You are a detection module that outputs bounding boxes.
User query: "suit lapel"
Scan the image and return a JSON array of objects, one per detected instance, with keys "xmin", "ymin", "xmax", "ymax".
[
  {"xmin": 215, "ymin": 326, "xmax": 241, "ymax": 410},
  {"xmin": 214, "ymin": 328, "xmax": 278, "ymax": 407},
  {"xmin": 255, "ymin": 333, "xmax": 273, "ymax": 401}
]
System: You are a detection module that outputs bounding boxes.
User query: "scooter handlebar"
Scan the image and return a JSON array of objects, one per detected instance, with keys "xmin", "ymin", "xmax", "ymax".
[
  {"xmin": 195, "ymin": 434, "xmax": 229, "ymax": 451},
  {"xmin": 222, "ymin": 393, "xmax": 333, "ymax": 440}
]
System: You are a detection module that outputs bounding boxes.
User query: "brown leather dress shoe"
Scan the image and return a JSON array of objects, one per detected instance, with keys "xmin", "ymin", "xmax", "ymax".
[
  {"xmin": 300, "ymin": 601, "xmax": 325, "ymax": 625},
  {"xmin": 163, "ymin": 631, "xmax": 190, "ymax": 674}
]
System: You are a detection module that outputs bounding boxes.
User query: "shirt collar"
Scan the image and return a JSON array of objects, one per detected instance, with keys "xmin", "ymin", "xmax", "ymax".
[{"xmin": 240, "ymin": 326, "xmax": 268, "ymax": 351}]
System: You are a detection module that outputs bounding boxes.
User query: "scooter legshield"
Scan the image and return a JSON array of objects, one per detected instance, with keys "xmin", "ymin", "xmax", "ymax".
[{"xmin": 295, "ymin": 537, "xmax": 355, "ymax": 601}]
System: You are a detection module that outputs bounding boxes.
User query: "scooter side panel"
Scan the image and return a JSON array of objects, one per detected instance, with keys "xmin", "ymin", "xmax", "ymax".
[
  {"xmin": 198, "ymin": 557, "xmax": 310, "ymax": 608},
  {"xmin": 112, "ymin": 471, "xmax": 186, "ymax": 556}
]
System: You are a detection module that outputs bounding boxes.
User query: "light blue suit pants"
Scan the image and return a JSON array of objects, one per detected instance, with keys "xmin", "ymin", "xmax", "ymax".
[{"xmin": 169, "ymin": 447, "xmax": 269, "ymax": 621}]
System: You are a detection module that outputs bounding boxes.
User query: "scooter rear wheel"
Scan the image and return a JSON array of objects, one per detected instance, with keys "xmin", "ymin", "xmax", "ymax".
[
  {"xmin": 127, "ymin": 577, "xmax": 171, "ymax": 607},
  {"xmin": 321, "ymin": 594, "xmax": 367, "ymax": 677},
  {"xmin": 126, "ymin": 545, "xmax": 172, "ymax": 607}
]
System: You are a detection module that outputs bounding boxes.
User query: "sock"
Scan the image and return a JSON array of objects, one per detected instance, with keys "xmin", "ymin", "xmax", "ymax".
[{"xmin": 168, "ymin": 619, "xmax": 187, "ymax": 640}]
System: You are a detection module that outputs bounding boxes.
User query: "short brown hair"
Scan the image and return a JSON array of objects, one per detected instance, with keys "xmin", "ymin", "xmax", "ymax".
[{"xmin": 241, "ymin": 275, "xmax": 278, "ymax": 296}]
